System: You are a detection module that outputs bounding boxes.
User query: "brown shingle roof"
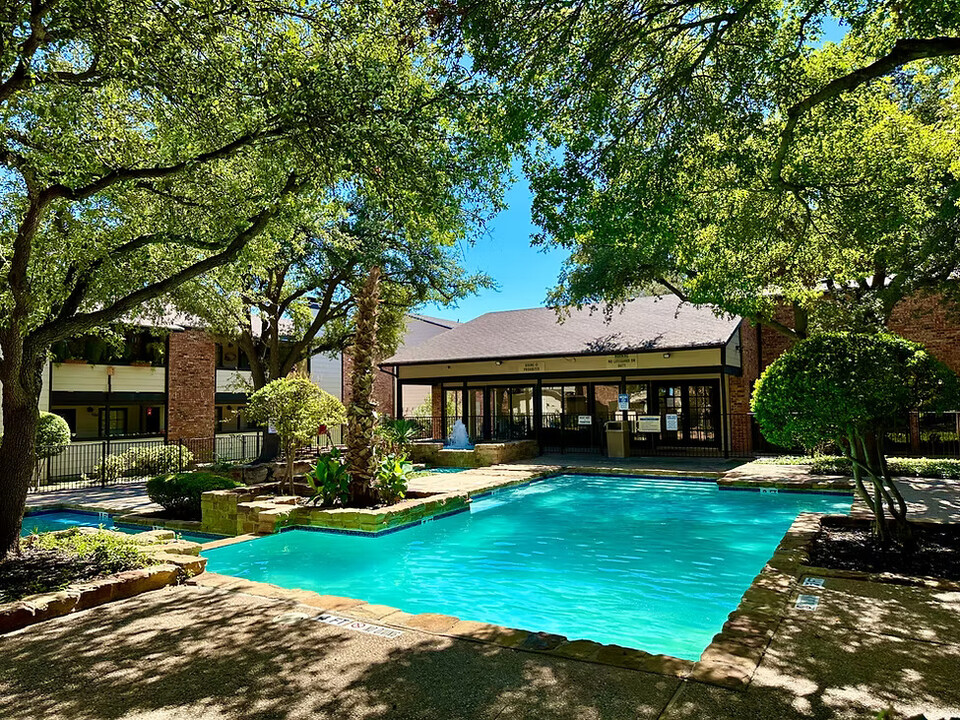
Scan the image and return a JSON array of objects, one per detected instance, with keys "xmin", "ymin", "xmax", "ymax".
[{"xmin": 385, "ymin": 296, "xmax": 741, "ymax": 365}]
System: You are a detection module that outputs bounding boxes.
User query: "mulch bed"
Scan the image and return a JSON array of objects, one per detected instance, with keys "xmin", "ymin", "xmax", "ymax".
[
  {"xmin": 809, "ymin": 522, "xmax": 960, "ymax": 582},
  {"xmin": 0, "ymin": 547, "xmax": 123, "ymax": 603}
]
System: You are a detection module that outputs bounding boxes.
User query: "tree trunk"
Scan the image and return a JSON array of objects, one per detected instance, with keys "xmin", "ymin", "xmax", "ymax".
[
  {"xmin": 346, "ymin": 266, "xmax": 381, "ymax": 507},
  {"xmin": 257, "ymin": 431, "xmax": 281, "ymax": 463},
  {"xmin": 0, "ymin": 349, "xmax": 43, "ymax": 558}
]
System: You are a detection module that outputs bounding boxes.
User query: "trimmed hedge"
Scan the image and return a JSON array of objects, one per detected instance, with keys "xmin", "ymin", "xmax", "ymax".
[
  {"xmin": 36, "ymin": 412, "xmax": 72, "ymax": 459},
  {"xmin": 756, "ymin": 455, "xmax": 960, "ymax": 479},
  {"xmin": 98, "ymin": 445, "xmax": 194, "ymax": 479},
  {"xmin": 146, "ymin": 472, "xmax": 240, "ymax": 519},
  {"xmin": 1, "ymin": 411, "xmax": 71, "ymax": 459}
]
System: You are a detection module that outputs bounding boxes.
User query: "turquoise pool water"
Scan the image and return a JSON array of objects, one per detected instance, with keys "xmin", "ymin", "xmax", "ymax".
[
  {"xmin": 205, "ymin": 474, "xmax": 850, "ymax": 659},
  {"xmin": 22, "ymin": 510, "xmax": 220, "ymax": 545}
]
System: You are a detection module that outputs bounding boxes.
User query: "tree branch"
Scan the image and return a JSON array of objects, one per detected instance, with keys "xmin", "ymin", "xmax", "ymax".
[
  {"xmin": 29, "ymin": 173, "xmax": 304, "ymax": 347},
  {"xmin": 771, "ymin": 36, "xmax": 960, "ymax": 188}
]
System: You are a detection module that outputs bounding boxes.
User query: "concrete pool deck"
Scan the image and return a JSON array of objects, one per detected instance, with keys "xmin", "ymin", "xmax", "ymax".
[
  {"xmin": 9, "ymin": 456, "xmax": 960, "ymax": 718},
  {"xmin": 2, "ymin": 574, "xmax": 958, "ymax": 720}
]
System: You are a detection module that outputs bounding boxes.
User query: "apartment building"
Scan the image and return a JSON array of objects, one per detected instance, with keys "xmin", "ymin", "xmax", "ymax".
[{"xmin": 13, "ymin": 311, "xmax": 459, "ymax": 442}]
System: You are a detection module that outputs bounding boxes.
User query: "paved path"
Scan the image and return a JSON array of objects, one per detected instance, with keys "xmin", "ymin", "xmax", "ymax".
[
  {"xmin": 407, "ymin": 454, "xmax": 747, "ymax": 497},
  {"xmin": 2, "ymin": 577, "xmax": 958, "ymax": 720},
  {"xmin": 729, "ymin": 460, "xmax": 960, "ymax": 524},
  {"xmin": 535, "ymin": 453, "xmax": 746, "ymax": 475},
  {"xmin": 853, "ymin": 476, "xmax": 960, "ymax": 524},
  {"xmin": 25, "ymin": 481, "xmax": 161, "ymax": 514}
]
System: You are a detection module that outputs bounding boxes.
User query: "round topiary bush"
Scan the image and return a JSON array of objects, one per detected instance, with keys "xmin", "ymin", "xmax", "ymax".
[
  {"xmin": 146, "ymin": 472, "xmax": 240, "ymax": 520},
  {"xmin": 36, "ymin": 412, "xmax": 71, "ymax": 459},
  {"xmin": 752, "ymin": 332, "xmax": 960, "ymax": 543}
]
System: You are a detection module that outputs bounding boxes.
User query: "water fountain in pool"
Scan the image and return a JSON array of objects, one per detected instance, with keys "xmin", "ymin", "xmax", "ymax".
[{"xmin": 446, "ymin": 420, "xmax": 474, "ymax": 449}]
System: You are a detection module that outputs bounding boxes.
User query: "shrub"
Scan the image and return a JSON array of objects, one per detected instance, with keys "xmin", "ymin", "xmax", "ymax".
[
  {"xmin": 306, "ymin": 447, "xmax": 351, "ymax": 507},
  {"xmin": 98, "ymin": 445, "xmax": 194, "ymax": 479},
  {"xmin": 757, "ymin": 455, "xmax": 960, "ymax": 479},
  {"xmin": 375, "ymin": 418, "xmax": 421, "ymax": 456},
  {"xmin": 146, "ymin": 472, "xmax": 240, "ymax": 519},
  {"xmin": 1, "ymin": 411, "xmax": 71, "ymax": 460},
  {"xmin": 36, "ymin": 412, "xmax": 72, "ymax": 459},
  {"xmin": 375, "ymin": 454, "xmax": 412, "ymax": 504},
  {"xmin": 753, "ymin": 333, "xmax": 960, "ymax": 543}
]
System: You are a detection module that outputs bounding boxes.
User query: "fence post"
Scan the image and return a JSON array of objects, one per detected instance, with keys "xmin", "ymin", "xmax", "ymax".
[
  {"xmin": 178, "ymin": 440, "xmax": 183, "ymax": 472},
  {"xmin": 100, "ymin": 441, "xmax": 107, "ymax": 488}
]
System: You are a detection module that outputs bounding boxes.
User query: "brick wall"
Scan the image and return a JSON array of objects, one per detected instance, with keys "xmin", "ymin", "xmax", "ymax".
[
  {"xmin": 341, "ymin": 350, "xmax": 396, "ymax": 418},
  {"xmin": 166, "ymin": 329, "xmax": 216, "ymax": 440},
  {"xmin": 727, "ymin": 294, "xmax": 960, "ymax": 454},
  {"xmin": 889, "ymin": 293, "xmax": 960, "ymax": 374}
]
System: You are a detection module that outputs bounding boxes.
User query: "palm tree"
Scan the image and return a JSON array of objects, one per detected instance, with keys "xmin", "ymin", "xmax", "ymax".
[{"xmin": 346, "ymin": 265, "xmax": 382, "ymax": 505}]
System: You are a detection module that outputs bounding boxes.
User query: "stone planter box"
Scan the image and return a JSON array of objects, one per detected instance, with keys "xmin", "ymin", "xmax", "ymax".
[
  {"xmin": 0, "ymin": 528, "xmax": 207, "ymax": 635},
  {"xmin": 201, "ymin": 482, "xmax": 470, "ymax": 537}
]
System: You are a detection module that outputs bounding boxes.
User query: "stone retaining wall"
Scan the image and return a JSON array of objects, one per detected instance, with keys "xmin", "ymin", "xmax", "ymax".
[
  {"xmin": 0, "ymin": 528, "xmax": 207, "ymax": 634},
  {"xmin": 202, "ymin": 483, "xmax": 470, "ymax": 536}
]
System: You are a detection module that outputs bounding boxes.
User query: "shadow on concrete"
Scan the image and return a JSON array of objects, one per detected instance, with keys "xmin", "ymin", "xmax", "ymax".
[
  {"xmin": 3, "ymin": 576, "xmax": 959, "ymax": 720},
  {"xmin": 667, "ymin": 577, "xmax": 960, "ymax": 720},
  {"xmin": 0, "ymin": 585, "xmax": 677, "ymax": 720}
]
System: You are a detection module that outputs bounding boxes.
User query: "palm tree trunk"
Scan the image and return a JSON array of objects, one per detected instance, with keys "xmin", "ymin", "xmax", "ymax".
[{"xmin": 346, "ymin": 266, "xmax": 381, "ymax": 506}]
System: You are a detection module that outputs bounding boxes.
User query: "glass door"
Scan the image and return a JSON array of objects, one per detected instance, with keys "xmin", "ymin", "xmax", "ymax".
[
  {"xmin": 686, "ymin": 383, "xmax": 718, "ymax": 445},
  {"xmin": 652, "ymin": 381, "xmax": 719, "ymax": 447},
  {"xmin": 656, "ymin": 384, "xmax": 683, "ymax": 445}
]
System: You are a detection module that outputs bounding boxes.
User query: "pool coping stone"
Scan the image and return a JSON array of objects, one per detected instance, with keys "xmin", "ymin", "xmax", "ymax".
[{"xmin": 189, "ymin": 571, "xmax": 696, "ymax": 680}]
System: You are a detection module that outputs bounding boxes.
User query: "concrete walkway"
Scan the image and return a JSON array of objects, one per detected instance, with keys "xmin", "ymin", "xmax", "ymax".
[
  {"xmin": 407, "ymin": 454, "xmax": 747, "ymax": 497},
  {"xmin": 729, "ymin": 460, "xmax": 960, "ymax": 524},
  {"xmin": 25, "ymin": 481, "xmax": 161, "ymax": 514},
  {"xmin": 2, "ymin": 578, "xmax": 958, "ymax": 720}
]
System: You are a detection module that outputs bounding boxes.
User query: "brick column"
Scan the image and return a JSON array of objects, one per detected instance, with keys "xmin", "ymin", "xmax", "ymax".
[{"xmin": 166, "ymin": 329, "xmax": 216, "ymax": 441}]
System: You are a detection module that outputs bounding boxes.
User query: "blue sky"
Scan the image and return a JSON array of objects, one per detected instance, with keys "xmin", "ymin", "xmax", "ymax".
[
  {"xmin": 421, "ymin": 17, "xmax": 848, "ymax": 323},
  {"xmin": 421, "ymin": 172, "xmax": 568, "ymax": 322}
]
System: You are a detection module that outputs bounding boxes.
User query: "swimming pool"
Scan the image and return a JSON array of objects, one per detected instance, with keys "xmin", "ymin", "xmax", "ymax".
[
  {"xmin": 205, "ymin": 474, "xmax": 850, "ymax": 659},
  {"xmin": 21, "ymin": 510, "xmax": 221, "ymax": 545}
]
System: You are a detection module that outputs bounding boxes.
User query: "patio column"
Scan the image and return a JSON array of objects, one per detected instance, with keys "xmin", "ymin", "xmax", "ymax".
[
  {"xmin": 534, "ymin": 379, "xmax": 543, "ymax": 451},
  {"xmin": 483, "ymin": 387, "xmax": 492, "ymax": 440}
]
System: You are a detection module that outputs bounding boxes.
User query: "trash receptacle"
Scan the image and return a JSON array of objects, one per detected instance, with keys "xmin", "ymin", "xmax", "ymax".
[{"xmin": 606, "ymin": 420, "xmax": 631, "ymax": 458}]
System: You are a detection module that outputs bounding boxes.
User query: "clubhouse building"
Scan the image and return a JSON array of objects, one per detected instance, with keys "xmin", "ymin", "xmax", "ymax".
[{"xmin": 384, "ymin": 294, "xmax": 960, "ymax": 457}]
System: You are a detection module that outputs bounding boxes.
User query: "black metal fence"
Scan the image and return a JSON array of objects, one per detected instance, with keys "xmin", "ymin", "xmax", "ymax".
[
  {"xmin": 29, "ymin": 426, "xmax": 351, "ymax": 493},
  {"xmin": 26, "ymin": 411, "xmax": 960, "ymax": 492},
  {"xmin": 400, "ymin": 411, "xmax": 960, "ymax": 460}
]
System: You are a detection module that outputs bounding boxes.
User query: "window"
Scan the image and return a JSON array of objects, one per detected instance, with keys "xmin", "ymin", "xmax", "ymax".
[
  {"xmin": 625, "ymin": 382, "xmax": 649, "ymax": 413},
  {"xmin": 98, "ymin": 408, "xmax": 128, "ymax": 437}
]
